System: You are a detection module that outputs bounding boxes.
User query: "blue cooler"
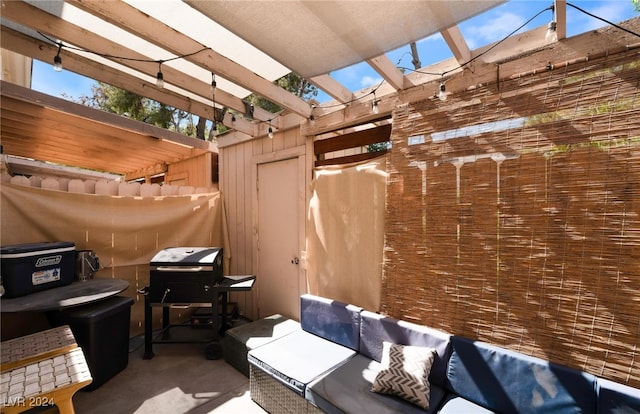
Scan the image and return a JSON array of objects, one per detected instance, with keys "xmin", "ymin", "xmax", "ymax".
[{"xmin": 0, "ymin": 241, "xmax": 76, "ymax": 298}]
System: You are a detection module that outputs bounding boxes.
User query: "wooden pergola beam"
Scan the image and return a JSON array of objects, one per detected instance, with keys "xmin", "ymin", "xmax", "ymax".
[
  {"xmin": 366, "ymin": 54, "xmax": 414, "ymax": 90},
  {"xmin": 1, "ymin": 80, "xmax": 221, "ymax": 177},
  {"xmin": 66, "ymin": 0, "xmax": 312, "ymax": 119},
  {"xmin": 124, "ymin": 163, "xmax": 169, "ymax": 182},
  {"xmin": 308, "ymin": 74, "xmax": 356, "ymax": 104},
  {"xmin": 1, "ymin": 1, "xmax": 280, "ymax": 127},
  {"xmin": 0, "ymin": 80, "xmax": 213, "ymax": 151},
  {"xmin": 314, "ymin": 124, "xmax": 392, "ymax": 155},
  {"xmin": 555, "ymin": 0, "xmax": 567, "ymax": 40},
  {"xmin": 440, "ymin": 25, "xmax": 471, "ymax": 66}
]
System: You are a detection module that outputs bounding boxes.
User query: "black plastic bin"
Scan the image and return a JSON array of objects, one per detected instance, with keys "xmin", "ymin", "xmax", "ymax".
[{"xmin": 49, "ymin": 296, "xmax": 134, "ymax": 391}]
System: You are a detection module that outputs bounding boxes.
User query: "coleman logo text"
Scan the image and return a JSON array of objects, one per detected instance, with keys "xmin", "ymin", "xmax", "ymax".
[{"xmin": 36, "ymin": 255, "xmax": 62, "ymax": 267}]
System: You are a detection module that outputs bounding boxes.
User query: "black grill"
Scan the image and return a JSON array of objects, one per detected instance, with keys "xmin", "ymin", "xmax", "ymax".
[{"xmin": 148, "ymin": 247, "xmax": 223, "ymax": 304}]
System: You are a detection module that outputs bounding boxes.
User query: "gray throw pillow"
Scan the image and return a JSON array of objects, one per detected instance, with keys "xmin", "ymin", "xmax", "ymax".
[{"xmin": 371, "ymin": 341, "xmax": 436, "ymax": 409}]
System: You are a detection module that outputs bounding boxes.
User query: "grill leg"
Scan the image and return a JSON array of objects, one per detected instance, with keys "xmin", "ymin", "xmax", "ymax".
[
  {"xmin": 220, "ymin": 292, "xmax": 232, "ymax": 334},
  {"xmin": 143, "ymin": 293, "xmax": 154, "ymax": 359},
  {"xmin": 162, "ymin": 307, "xmax": 170, "ymax": 339},
  {"xmin": 211, "ymin": 291, "xmax": 220, "ymax": 342},
  {"xmin": 205, "ymin": 290, "xmax": 223, "ymax": 360}
]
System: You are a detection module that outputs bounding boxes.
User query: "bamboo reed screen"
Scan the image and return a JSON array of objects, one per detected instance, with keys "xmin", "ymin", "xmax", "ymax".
[{"xmin": 382, "ymin": 48, "xmax": 640, "ymax": 387}]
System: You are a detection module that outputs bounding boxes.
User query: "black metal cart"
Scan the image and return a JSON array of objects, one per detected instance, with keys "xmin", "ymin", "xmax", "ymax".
[{"xmin": 142, "ymin": 275, "xmax": 255, "ymax": 360}]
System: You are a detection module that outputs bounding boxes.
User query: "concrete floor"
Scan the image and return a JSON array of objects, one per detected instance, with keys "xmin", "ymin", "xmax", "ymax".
[{"xmin": 71, "ymin": 337, "xmax": 266, "ymax": 414}]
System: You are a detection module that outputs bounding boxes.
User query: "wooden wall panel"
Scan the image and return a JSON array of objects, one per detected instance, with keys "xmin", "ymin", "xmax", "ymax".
[
  {"xmin": 221, "ymin": 128, "xmax": 307, "ymax": 320},
  {"xmin": 165, "ymin": 152, "xmax": 217, "ymax": 189}
]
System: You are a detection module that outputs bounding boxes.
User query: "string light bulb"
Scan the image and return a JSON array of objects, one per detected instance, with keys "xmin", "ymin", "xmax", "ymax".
[
  {"xmin": 210, "ymin": 73, "xmax": 217, "ymax": 93},
  {"xmin": 545, "ymin": 4, "xmax": 557, "ymax": 43},
  {"xmin": 438, "ymin": 82, "xmax": 447, "ymax": 101},
  {"xmin": 156, "ymin": 62, "xmax": 164, "ymax": 88},
  {"xmin": 53, "ymin": 44, "xmax": 63, "ymax": 72},
  {"xmin": 267, "ymin": 119, "xmax": 275, "ymax": 139},
  {"xmin": 371, "ymin": 91, "xmax": 380, "ymax": 114},
  {"xmin": 545, "ymin": 20, "xmax": 558, "ymax": 43},
  {"xmin": 309, "ymin": 104, "xmax": 316, "ymax": 124}
]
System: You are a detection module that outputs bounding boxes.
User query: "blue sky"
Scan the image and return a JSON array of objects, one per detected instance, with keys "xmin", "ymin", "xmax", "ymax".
[{"xmin": 31, "ymin": 0, "xmax": 639, "ymax": 105}]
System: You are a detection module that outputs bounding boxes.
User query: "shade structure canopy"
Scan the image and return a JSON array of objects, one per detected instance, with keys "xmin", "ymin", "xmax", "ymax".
[
  {"xmin": 185, "ymin": 0, "xmax": 505, "ymax": 78},
  {"xmin": 1, "ymin": 0, "xmax": 513, "ymax": 120}
]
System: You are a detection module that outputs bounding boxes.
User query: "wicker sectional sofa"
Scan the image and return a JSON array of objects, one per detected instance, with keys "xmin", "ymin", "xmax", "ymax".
[{"xmin": 245, "ymin": 294, "xmax": 640, "ymax": 414}]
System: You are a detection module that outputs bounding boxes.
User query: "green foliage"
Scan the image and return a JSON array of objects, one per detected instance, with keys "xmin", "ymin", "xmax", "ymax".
[
  {"xmin": 543, "ymin": 136, "xmax": 640, "ymax": 158},
  {"xmin": 564, "ymin": 60, "xmax": 639, "ymax": 85},
  {"xmin": 367, "ymin": 142, "xmax": 391, "ymax": 153},
  {"xmin": 587, "ymin": 99, "xmax": 635, "ymax": 116},
  {"xmin": 244, "ymin": 72, "xmax": 318, "ymax": 114},
  {"xmin": 80, "ymin": 82, "xmax": 209, "ymax": 139},
  {"xmin": 78, "ymin": 72, "xmax": 317, "ymax": 139},
  {"xmin": 525, "ymin": 112, "xmax": 565, "ymax": 126},
  {"xmin": 526, "ymin": 96, "xmax": 637, "ymax": 128},
  {"xmin": 633, "ymin": 0, "xmax": 639, "ymax": 12}
]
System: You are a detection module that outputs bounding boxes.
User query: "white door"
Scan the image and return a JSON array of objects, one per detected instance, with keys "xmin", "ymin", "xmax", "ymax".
[{"xmin": 257, "ymin": 157, "xmax": 301, "ymax": 319}]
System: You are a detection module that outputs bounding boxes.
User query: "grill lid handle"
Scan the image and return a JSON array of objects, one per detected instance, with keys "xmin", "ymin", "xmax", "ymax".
[{"xmin": 155, "ymin": 266, "xmax": 205, "ymax": 272}]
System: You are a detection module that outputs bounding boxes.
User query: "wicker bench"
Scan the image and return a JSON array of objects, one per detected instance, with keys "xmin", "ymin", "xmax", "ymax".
[
  {"xmin": 249, "ymin": 295, "xmax": 640, "ymax": 414},
  {"xmin": 1, "ymin": 326, "xmax": 92, "ymax": 414},
  {"xmin": 250, "ymin": 363, "xmax": 323, "ymax": 414},
  {"xmin": 247, "ymin": 295, "xmax": 362, "ymax": 414},
  {"xmin": 223, "ymin": 314, "xmax": 300, "ymax": 377}
]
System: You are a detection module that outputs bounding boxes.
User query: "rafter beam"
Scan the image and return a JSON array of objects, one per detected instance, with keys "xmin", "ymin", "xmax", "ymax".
[
  {"xmin": 308, "ymin": 74, "xmax": 355, "ymax": 104},
  {"xmin": 366, "ymin": 54, "xmax": 413, "ymax": 90},
  {"xmin": 440, "ymin": 25, "xmax": 471, "ymax": 66},
  {"xmin": 555, "ymin": 0, "xmax": 567, "ymax": 40},
  {"xmin": 124, "ymin": 163, "xmax": 168, "ymax": 182},
  {"xmin": 66, "ymin": 0, "xmax": 312, "ymax": 118}
]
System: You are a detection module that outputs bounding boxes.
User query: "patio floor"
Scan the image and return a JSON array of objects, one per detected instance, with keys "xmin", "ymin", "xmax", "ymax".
[{"xmin": 71, "ymin": 336, "xmax": 266, "ymax": 414}]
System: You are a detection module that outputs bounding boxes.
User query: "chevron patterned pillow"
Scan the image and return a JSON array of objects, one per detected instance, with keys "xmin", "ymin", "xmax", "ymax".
[{"xmin": 371, "ymin": 342, "xmax": 436, "ymax": 409}]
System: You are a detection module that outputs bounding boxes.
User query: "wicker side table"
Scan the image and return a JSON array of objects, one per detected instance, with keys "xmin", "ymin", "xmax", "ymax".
[
  {"xmin": 1, "ymin": 326, "xmax": 92, "ymax": 414},
  {"xmin": 250, "ymin": 364, "xmax": 323, "ymax": 414},
  {"xmin": 223, "ymin": 314, "xmax": 300, "ymax": 377}
]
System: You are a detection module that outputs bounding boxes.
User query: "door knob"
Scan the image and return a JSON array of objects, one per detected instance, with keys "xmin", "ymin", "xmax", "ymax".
[{"xmin": 291, "ymin": 257, "xmax": 300, "ymax": 265}]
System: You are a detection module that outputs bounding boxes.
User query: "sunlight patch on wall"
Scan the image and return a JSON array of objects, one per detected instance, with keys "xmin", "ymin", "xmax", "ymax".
[{"xmin": 431, "ymin": 117, "xmax": 526, "ymax": 142}]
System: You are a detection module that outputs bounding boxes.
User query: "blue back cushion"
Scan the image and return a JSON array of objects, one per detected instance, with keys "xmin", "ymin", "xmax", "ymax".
[
  {"xmin": 447, "ymin": 336, "xmax": 597, "ymax": 414},
  {"xmin": 597, "ymin": 377, "xmax": 640, "ymax": 414},
  {"xmin": 300, "ymin": 294, "xmax": 362, "ymax": 351},
  {"xmin": 359, "ymin": 310, "xmax": 452, "ymax": 389}
]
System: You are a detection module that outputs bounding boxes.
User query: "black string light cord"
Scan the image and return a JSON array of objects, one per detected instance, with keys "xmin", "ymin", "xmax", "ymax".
[
  {"xmin": 567, "ymin": 2, "xmax": 640, "ymax": 38},
  {"xmin": 321, "ymin": 2, "xmax": 640, "ymax": 111},
  {"xmin": 318, "ymin": 5, "xmax": 554, "ymax": 111},
  {"xmin": 38, "ymin": 31, "xmax": 210, "ymax": 68},
  {"xmin": 398, "ymin": 2, "xmax": 640, "ymax": 80},
  {"xmin": 397, "ymin": 5, "xmax": 553, "ymax": 80},
  {"xmin": 38, "ymin": 1, "xmax": 640, "ymax": 126}
]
